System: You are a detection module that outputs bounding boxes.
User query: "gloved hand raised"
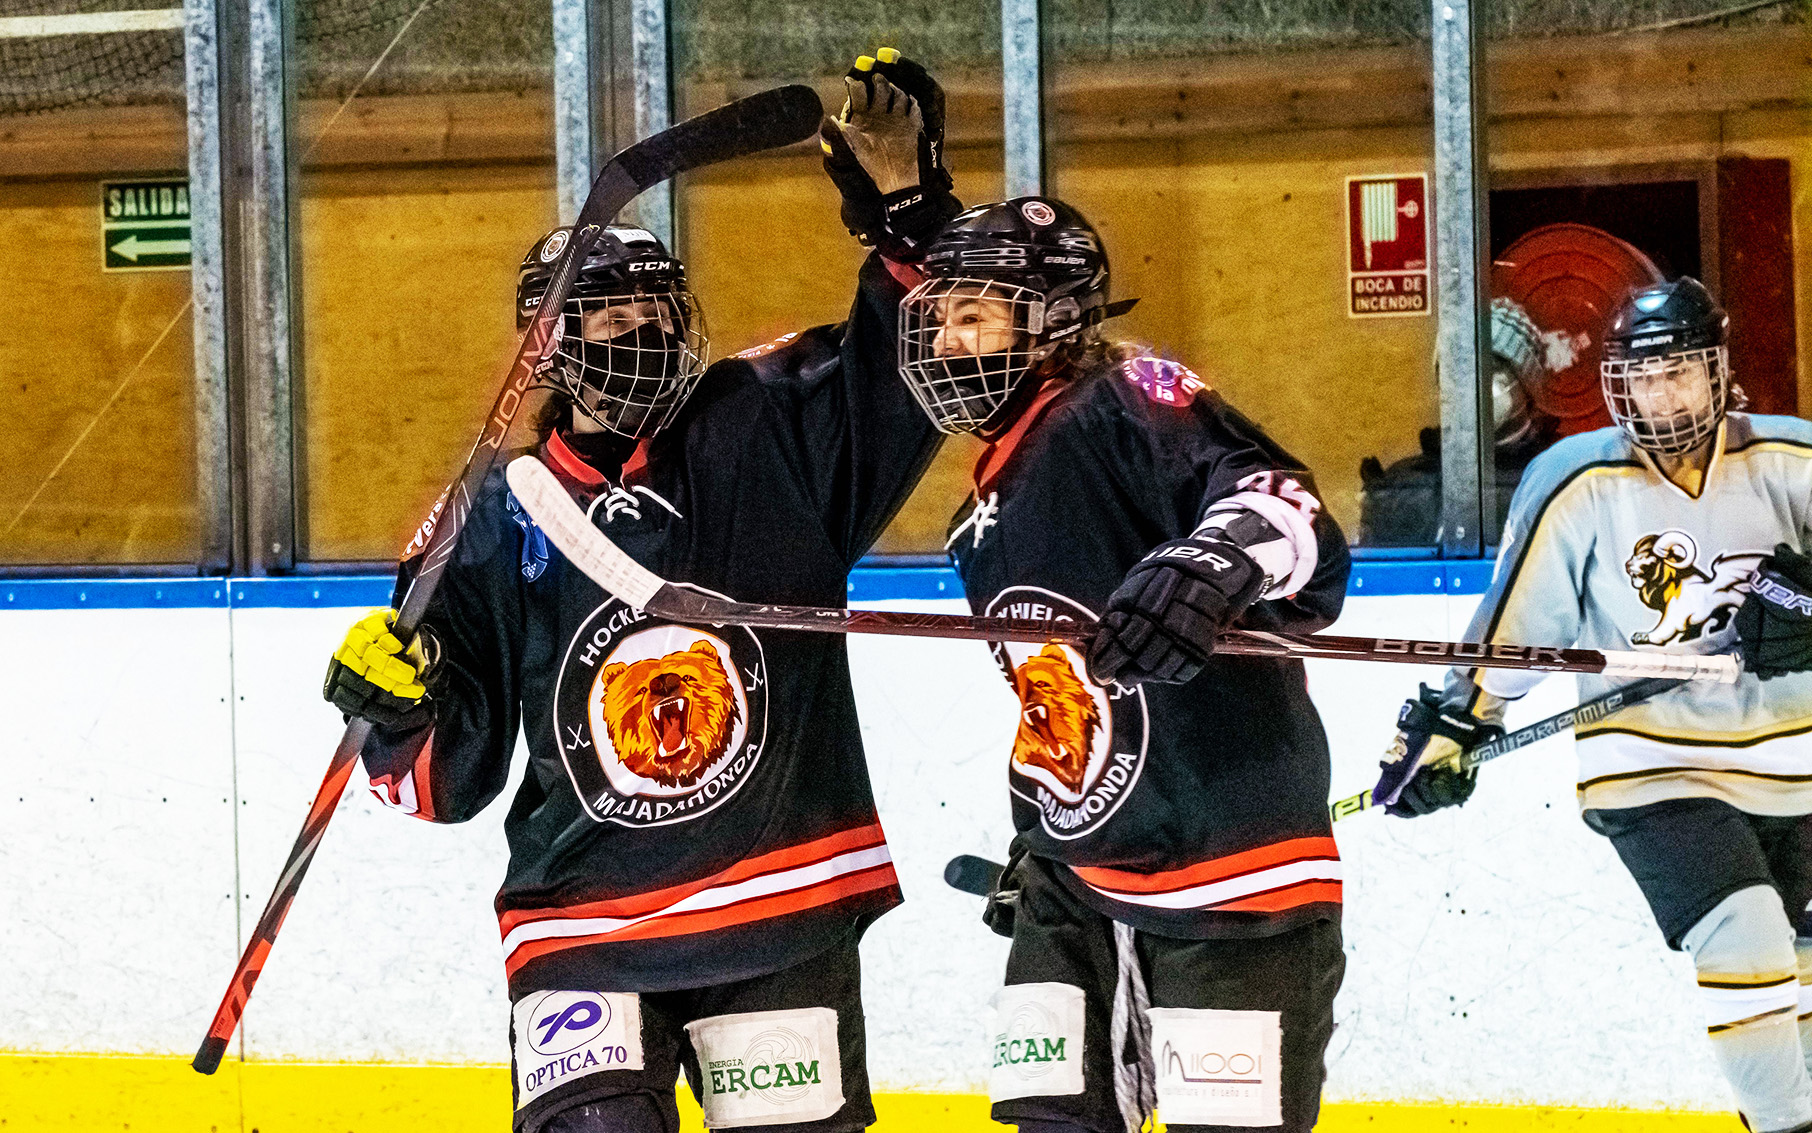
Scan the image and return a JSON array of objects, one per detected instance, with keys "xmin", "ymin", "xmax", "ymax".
[
  {"xmin": 820, "ymin": 48, "xmax": 959, "ymax": 260},
  {"xmin": 322, "ymin": 608, "xmax": 439, "ymax": 728},
  {"xmin": 1085, "ymin": 536, "xmax": 1266, "ymax": 688},
  {"xmin": 1373, "ymin": 685, "xmax": 1501, "ymax": 817}
]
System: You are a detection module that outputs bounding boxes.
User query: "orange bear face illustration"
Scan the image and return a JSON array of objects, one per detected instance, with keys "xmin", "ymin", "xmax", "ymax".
[
  {"xmin": 598, "ymin": 640, "xmax": 742, "ymax": 788},
  {"xmin": 1011, "ymin": 643, "xmax": 1101, "ymax": 795}
]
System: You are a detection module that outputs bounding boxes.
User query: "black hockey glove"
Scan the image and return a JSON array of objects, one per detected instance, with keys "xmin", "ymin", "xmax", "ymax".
[
  {"xmin": 1374, "ymin": 685, "xmax": 1501, "ymax": 817},
  {"xmin": 820, "ymin": 48, "xmax": 960, "ymax": 261},
  {"xmin": 322, "ymin": 609, "xmax": 439, "ymax": 729},
  {"xmin": 1737, "ymin": 543, "xmax": 1812, "ymax": 681},
  {"xmin": 1086, "ymin": 536, "xmax": 1266, "ymax": 688}
]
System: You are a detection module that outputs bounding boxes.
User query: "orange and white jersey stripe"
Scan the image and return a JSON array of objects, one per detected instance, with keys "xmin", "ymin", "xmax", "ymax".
[
  {"xmin": 499, "ymin": 824, "xmax": 897, "ymax": 978},
  {"xmin": 1066, "ymin": 836, "xmax": 1342, "ymax": 915}
]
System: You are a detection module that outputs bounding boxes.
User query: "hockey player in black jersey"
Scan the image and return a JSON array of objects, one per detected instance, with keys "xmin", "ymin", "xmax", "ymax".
[
  {"xmin": 319, "ymin": 52, "xmax": 959, "ymax": 1133},
  {"xmin": 899, "ymin": 199, "xmax": 1351, "ymax": 1133}
]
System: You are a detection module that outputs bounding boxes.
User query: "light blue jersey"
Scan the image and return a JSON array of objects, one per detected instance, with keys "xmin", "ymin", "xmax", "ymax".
[{"xmin": 1448, "ymin": 413, "xmax": 1812, "ymax": 814}]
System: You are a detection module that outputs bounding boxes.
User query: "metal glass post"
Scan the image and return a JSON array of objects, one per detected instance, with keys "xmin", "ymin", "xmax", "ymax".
[
  {"xmin": 1432, "ymin": 0, "xmax": 1494, "ymax": 558},
  {"xmin": 184, "ymin": 0, "xmax": 232, "ymax": 573},
  {"xmin": 235, "ymin": 0, "xmax": 296, "ymax": 572},
  {"xmin": 1001, "ymin": 0, "xmax": 1044, "ymax": 199},
  {"xmin": 552, "ymin": 0, "xmax": 595, "ymax": 226},
  {"xmin": 629, "ymin": 0, "xmax": 673, "ymax": 246}
]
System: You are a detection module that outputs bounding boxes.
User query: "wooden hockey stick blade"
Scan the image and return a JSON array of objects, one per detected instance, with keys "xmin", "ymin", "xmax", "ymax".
[
  {"xmin": 507, "ymin": 454, "xmax": 1742, "ymax": 682},
  {"xmin": 1327, "ymin": 675, "xmax": 1684, "ymax": 822},
  {"xmin": 945, "ymin": 854, "xmax": 1005, "ymax": 898},
  {"xmin": 192, "ymin": 88, "xmax": 821, "ymax": 1078}
]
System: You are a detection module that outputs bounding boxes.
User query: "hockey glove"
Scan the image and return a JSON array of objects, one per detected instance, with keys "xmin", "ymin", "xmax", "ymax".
[
  {"xmin": 1374, "ymin": 685, "xmax": 1500, "ymax": 817},
  {"xmin": 820, "ymin": 48, "xmax": 959, "ymax": 260},
  {"xmin": 1737, "ymin": 543, "xmax": 1812, "ymax": 680},
  {"xmin": 1086, "ymin": 536, "xmax": 1266, "ymax": 688},
  {"xmin": 323, "ymin": 608, "xmax": 439, "ymax": 729}
]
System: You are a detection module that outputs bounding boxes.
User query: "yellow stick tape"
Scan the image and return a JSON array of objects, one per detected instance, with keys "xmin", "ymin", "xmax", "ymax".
[{"xmin": 0, "ymin": 1053, "xmax": 1741, "ymax": 1132}]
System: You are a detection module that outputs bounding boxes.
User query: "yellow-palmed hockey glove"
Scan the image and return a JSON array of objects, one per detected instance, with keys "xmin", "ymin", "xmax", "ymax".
[{"xmin": 322, "ymin": 608, "xmax": 439, "ymax": 728}]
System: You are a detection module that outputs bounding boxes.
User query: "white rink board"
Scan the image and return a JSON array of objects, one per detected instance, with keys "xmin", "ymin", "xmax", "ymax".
[
  {"xmin": 0, "ymin": 595, "xmax": 1734, "ymax": 1111},
  {"xmin": 0, "ymin": 608, "xmax": 239, "ymax": 1054}
]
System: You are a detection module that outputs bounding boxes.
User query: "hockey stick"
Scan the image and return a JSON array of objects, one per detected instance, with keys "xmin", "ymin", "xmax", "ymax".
[
  {"xmin": 190, "ymin": 86, "xmax": 823, "ymax": 1077},
  {"xmin": 1326, "ymin": 675, "xmax": 1684, "ymax": 821},
  {"xmin": 939, "ymin": 680, "xmax": 1686, "ymax": 896},
  {"xmin": 945, "ymin": 853, "xmax": 1005, "ymax": 898},
  {"xmin": 503, "ymin": 455, "xmax": 1741, "ymax": 685}
]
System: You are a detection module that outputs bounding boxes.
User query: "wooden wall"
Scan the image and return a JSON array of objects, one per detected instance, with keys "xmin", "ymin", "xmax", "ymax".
[{"xmin": 1, "ymin": 25, "xmax": 1804, "ymax": 563}]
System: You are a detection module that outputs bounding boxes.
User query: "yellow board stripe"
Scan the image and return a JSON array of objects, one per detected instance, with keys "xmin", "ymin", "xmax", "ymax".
[{"xmin": 0, "ymin": 1052, "xmax": 1744, "ymax": 1132}]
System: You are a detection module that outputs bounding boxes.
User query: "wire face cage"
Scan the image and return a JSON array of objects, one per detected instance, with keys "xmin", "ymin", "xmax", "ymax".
[
  {"xmin": 547, "ymin": 290, "xmax": 709, "ymax": 439},
  {"xmin": 1600, "ymin": 345, "xmax": 1728, "ymax": 456},
  {"xmin": 899, "ymin": 276, "xmax": 1049, "ymax": 435}
]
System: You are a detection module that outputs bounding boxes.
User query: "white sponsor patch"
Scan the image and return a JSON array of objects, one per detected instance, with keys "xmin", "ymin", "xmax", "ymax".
[
  {"xmin": 512, "ymin": 990, "xmax": 643, "ymax": 1108},
  {"xmin": 1149, "ymin": 1007, "xmax": 1282, "ymax": 1127},
  {"xmin": 988, "ymin": 982, "xmax": 1086, "ymax": 1101},
  {"xmin": 685, "ymin": 1007, "xmax": 844, "ymax": 1128}
]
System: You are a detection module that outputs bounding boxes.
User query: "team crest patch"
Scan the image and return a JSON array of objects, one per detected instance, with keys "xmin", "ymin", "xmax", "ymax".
[
  {"xmin": 1120, "ymin": 357, "xmax": 1207, "ymax": 407},
  {"xmin": 1020, "ymin": 200, "xmax": 1057, "ymax": 226},
  {"xmin": 539, "ymin": 228, "xmax": 569, "ymax": 263},
  {"xmin": 986, "ymin": 586, "xmax": 1148, "ymax": 840},
  {"xmin": 1623, "ymin": 529, "xmax": 1762, "ymax": 650},
  {"xmin": 553, "ymin": 590, "xmax": 769, "ymax": 826}
]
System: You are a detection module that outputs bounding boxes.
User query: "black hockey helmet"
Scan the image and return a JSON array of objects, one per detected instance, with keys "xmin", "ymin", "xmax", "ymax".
[
  {"xmin": 516, "ymin": 225, "xmax": 707, "ymax": 440},
  {"xmin": 1600, "ymin": 277, "xmax": 1730, "ymax": 455},
  {"xmin": 920, "ymin": 197, "xmax": 1111, "ymax": 337},
  {"xmin": 900, "ymin": 197, "xmax": 1132, "ymax": 435}
]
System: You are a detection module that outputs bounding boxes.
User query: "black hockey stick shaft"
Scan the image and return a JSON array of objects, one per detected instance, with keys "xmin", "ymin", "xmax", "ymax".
[
  {"xmin": 502, "ymin": 454, "xmax": 1739, "ymax": 686},
  {"xmin": 945, "ymin": 853, "xmax": 1005, "ymax": 898},
  {"xmin": 642, "ymin": 584, "xmax": 1737, "ymax": 682},
  {"xmin": 191, "ymin": 86, "xmax": 823, "ymax": 1077},
  {"xmin": 1326, "ymin": 675, "xmax": 1684, "ymax": 821}
]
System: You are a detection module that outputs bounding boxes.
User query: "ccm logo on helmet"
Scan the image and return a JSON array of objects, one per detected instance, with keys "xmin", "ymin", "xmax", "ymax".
[
  {"xmin": 1753, "ymin": 576, "xmax": 1812, "ymax": 616},
  {"xmin": 628, "ymin": 260, "xmax": 674, "ymax": 273},
  {"xmin": 1153, "ymin": 544, "xmax": 1236, "ymax": 572}
]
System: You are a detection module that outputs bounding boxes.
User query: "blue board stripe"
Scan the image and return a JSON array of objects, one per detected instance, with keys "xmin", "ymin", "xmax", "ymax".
[{"xmin": 0, "ymin": 561, "xmax": 1499, "ymax": 610}]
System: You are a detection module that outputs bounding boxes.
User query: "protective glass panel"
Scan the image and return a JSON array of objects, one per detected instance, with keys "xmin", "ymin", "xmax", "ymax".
[
  {"xmin": 1484, "ymin": 5, "xmax": 1807, "ymax": 543},
  {"xmin": 293, "ymin": 0, "xmax": 558, "ymax": 561},
  {"xmin": 669, "ymin": 3, "xmax": 1000, "ymax": 554},
  {"xmin": 0, "ymin": 3, "xmax": 197, "ymax": 564},
  {"xmin": 1045, "ymin": 1, "xmax": 1441, "ymax": 551}
]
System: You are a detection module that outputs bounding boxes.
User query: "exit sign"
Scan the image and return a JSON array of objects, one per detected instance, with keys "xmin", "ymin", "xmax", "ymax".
[{"xmin": 102, "ymin": 179, "xmax": 191, "ymax": 272}]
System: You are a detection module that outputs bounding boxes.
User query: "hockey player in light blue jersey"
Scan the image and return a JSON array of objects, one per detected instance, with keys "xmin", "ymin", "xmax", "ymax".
[{"xmin": 1379, "ymin": 277, "xmax": 1812, "ymax": 1132}]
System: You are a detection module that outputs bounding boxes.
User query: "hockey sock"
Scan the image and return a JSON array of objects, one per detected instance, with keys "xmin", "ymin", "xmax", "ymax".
[
  {"xmin": 1796, "ymin": 935, "xmax": 1812, "ymax": 1079},
  {"xmin": 1684, "ymin": 886, "xmax": 1812, "ymax": 1131}
]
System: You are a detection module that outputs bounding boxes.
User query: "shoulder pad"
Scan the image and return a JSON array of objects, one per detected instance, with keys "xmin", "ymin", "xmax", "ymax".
[
  {"xmin": 731, "ymin": 322, "xmax": 842, "ymax": 381},
  {"xmin": 1118, "ymin": 356, "xmax": 1208, "ymax": 408}
]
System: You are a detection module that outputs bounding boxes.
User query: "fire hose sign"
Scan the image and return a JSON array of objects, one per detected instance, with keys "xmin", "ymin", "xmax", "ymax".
[
  {"xmin": 102, "ymin": 179, "xmax": 191, "ymax": 272},
  {"xmin": 1346, "ymin": 174, "xmax": 1427, "ymax": 318}
]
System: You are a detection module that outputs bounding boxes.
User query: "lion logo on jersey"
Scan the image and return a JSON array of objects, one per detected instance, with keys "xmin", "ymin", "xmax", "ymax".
[
  {"xmin": 598, "ymin": 640, "xmax": 743, "ymax": 787},
  {"xmin": 1624, "ymin": 530, "xmax": 1764, "ymax": 647},
  {"xmin": 1011, "ymin": 644, "xmax": 1102, "ymax": 795}
]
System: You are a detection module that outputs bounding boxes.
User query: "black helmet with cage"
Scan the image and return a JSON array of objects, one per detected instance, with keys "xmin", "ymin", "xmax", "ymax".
[
  {"xmin": 898, "ymin": 197, "xmax": 1126, "ymax": 435},
  {"xmin": 1600, "ymin": 276, "xmax": 1730, "ymax": 456},
  {"xmin": 516, "ymin": 225, "xmax": 708, "ymax": 440}
]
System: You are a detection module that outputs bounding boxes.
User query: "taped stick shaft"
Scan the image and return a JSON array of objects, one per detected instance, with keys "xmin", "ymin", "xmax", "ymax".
[{"xmin": 1327, "ymin": 676, "xmax": 1683, "ymax": 821}]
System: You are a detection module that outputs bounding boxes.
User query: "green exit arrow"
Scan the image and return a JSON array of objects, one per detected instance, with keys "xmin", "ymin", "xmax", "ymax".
[{"xmin": 110, "ymin": 232, "xmax": 191, "ymax": 261}]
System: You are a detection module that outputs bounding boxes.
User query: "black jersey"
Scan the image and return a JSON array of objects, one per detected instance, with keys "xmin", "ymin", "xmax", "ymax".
[
  {"xmin": 360, "ymin": 253, "xmax": 941, "ymax": 997},
  {"xmin": 947, "ymin": 354, "xmax": 1350, "ymax": 940}
]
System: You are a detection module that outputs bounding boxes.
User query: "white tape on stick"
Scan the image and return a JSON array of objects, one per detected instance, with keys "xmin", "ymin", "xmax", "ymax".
[{"xmin": 506, "ymin": 455, "xmax": 664, "ymax": 610}]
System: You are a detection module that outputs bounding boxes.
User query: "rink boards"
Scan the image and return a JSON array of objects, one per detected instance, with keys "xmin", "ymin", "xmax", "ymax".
[{"xmin": 0, "ymin": 566, "xmax": 1739, "ymax": 1128}]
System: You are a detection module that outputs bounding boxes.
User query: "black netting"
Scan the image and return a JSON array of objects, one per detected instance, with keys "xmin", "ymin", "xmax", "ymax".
[{"xmin": 2, "ymin": 0, "xmax": 1798, "ymax": 117}]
